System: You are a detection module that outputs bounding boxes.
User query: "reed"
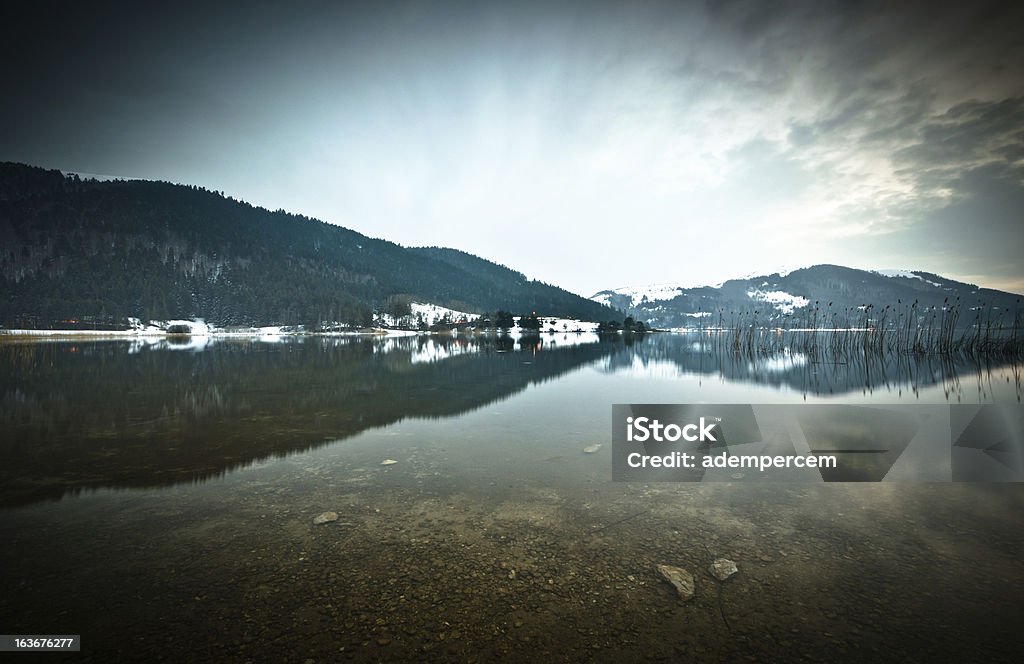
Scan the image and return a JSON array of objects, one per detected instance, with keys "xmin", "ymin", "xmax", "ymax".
[{"xmin": 685, "ymin": 298, "xmax": 1022, "ymax": 358}]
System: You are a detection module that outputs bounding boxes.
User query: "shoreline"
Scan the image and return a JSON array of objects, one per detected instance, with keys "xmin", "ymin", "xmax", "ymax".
[{"xmin": 0, "ymin": 327, "xmax": 605, "ymax": 342}]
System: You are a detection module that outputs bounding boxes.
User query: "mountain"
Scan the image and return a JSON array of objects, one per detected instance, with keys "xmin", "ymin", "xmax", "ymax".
[
  {"xmin": 0, "ymin": 163, "xmax": 616, "ymax": 328},
  {"xmin": 592, "ymin": 265, "xmax": 1022, "ymax": 329},
  {"xmin": 409, "ymin": 246, "xmax": 611, "ymax": 318}
]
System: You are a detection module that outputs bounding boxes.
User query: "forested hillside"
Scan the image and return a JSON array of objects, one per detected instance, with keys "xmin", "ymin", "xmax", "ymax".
[{"xmin": 0, "ymin": 163, "xmax": 615, "ymax": 327}]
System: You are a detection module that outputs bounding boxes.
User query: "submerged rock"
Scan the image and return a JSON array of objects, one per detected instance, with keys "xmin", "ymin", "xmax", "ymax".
[
  {"xmin": 655, "ymin": 564, "xmax": 695, "ymax": 601},
  {"xmin": 709, "ymin": 558, "xmax": 738, "ymax": 581},
  {"xmin": 582, "ymin": 444, "xmax": 602, "ymax": 454},
  {"xmin": 312, "ymin": 511, "xmax": 339, "ymax": 525},
  {"xmin": 380, "ymin": 459, "xmax": 398, "ymax": 466}
]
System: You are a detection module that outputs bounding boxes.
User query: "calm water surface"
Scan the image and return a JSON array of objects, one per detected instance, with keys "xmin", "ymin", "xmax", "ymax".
[{"xmin": 1, "ymin": 334, "xmax": 1022, "ymax": 662}]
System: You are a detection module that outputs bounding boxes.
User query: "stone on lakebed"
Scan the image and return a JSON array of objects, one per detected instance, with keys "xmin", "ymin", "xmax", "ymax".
[
  {"xmin": 709, "ymin": 558, "xmax": 739, "ymax": 581},
  {"xmin": 312, "ymin": 511, "xmax": 339, "ymax": 525},
  {"xmin": 655, "ymin": 564, "xmax": 695, "ymax": 601}
]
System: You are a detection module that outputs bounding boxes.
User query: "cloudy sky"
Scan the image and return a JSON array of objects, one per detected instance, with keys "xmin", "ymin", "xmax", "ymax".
[{"xmin": 2, "ymin": 0, "xmax": 1022, "ymax": 295}]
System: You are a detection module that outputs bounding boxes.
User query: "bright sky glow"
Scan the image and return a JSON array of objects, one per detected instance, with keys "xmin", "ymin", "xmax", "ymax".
[{"xmin": 2, "ymin": 1, "xmax": 1022, "ymax": 294}]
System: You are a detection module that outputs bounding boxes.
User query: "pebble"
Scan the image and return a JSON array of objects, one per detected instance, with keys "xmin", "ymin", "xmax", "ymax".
[
  {"xmin": 655, "ymin": 564, "xmax": 695, "ymax": 601},
  {"xmin": 710, "ymin": 558, "xmax": 739, "ymax": 581}
]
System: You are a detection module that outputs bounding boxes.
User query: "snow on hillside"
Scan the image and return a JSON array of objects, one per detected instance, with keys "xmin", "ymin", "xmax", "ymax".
[
  {"xmin": 412, "ymin": 302, "xmax": 477, "ymax": 324},
  {"xmin": 739, "ymin": 265, "xmax": 804, "ymax": 280},
  {"xmin": 874, "ymin": 269, "xmax": 943, "ymax": 288},
  {"xmin": 377, "ymin": 302, "xmax": 479, "ymax": 328},
  {"xmin": 745, "ymin": 289, "xmax": 810, "ymax": 315},
  {"xmin": 377, "ymin": 304, "xmax": 601, "ymax": 334},
  {"xmin": 593, "ymin": 271, "xmax": 807, "ymax": 308},
  {"xmin": 592, "ymin": 284, "xmax": 686, "ymax": 307},
  {"xmin": 595, "ymin": 268, "xmax": 810, "ymax": 306},
  {"xmin": 875, "ymin": 268, "xmax": 920, "ymax": 280}
]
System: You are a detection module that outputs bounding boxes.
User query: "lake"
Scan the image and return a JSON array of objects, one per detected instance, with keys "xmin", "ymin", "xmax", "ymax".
[{"xmin": 1, "ymin": 333, "xmax": 1021, "ymax": 662}]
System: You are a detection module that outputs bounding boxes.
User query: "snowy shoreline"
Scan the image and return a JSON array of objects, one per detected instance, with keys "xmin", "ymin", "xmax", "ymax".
[
  {"xmin": 0, "ymin": 326, "xmax": 601, "ymax": 340},
  {"xmin": 1, "ymin": 304, "xmax": 603, "ymax": 341},
  {"xmin": 0, "ymin": 327, "xmax": 446, "ymax": 339}
]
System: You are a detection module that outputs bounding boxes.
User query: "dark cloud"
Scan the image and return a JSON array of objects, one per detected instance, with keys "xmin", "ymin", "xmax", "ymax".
[
  {"xmin": 896, "ymin": 162, "xmax": 1024, "ymax": 286},
  {"xmin": 898, "ymin": 98, "xmax": 1024, "ymax": 165},
  {"xmin": 893, "ymin": 97, "xmax": 1024, "ymax": 198},
  {"xmin": 0, "ymin": 0, "xmax": 1021, "ymax": 292}
]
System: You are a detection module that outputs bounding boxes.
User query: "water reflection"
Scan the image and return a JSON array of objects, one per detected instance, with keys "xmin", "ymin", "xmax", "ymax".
[
  {"xmin": 0, "ymin": 335, "xmax": 620, "ymax": 506},
  {"xmin": 2, "ymin": 333, "xmax": 1021, "ymax": 663},
  {"xmin": 1, "ymin": 333, "xmax": 1020, "ymax": 507},
  {"xmin": 607, "ymin": 333, "xmax": 1022, "ymax": 402}
]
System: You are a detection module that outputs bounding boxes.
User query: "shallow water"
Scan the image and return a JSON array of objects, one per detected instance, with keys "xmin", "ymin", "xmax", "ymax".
[{"xmin": 1, "ymin": 335, "xmax": 1022, "ymax": 662}]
